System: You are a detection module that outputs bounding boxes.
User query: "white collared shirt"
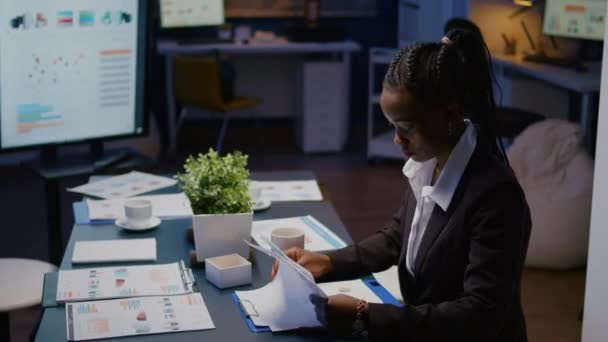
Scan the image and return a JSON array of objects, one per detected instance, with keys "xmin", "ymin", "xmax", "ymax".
[{"xmin": 402, "ymin": 120, "xmax": 477, "ymax": 276}]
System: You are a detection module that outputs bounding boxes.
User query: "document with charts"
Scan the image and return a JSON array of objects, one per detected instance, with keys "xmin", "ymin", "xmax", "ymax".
[
  {"xmin": 251, "ymin": 215, "xmax": 347, "ymax": 252},
  {"xmin": 236, "ymin": 238, "xmax": 327, "ymax": 331},
  {"xmin": 68, "ymin": 171, "xmax": 177, "ymax": 199},
  {"xmin": 86, "ymin": 193, "xmax": 193, "ymax": 221},
  {"xmin": 57, "ymin": 261, "xmax": 195, "ymax": 302},
  {"xmin": 65, "ymin": 293, "xmax": 215, "ymax": 341}
]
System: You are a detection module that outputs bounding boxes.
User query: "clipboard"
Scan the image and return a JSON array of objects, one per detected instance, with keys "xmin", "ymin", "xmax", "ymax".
[
  {"xmin": 232, "ymin": 293, "xmax": 272, "ymax": 333},
  {"xmin": 232, "ymin": 276, "xmax": 403, "ymax": 333}
]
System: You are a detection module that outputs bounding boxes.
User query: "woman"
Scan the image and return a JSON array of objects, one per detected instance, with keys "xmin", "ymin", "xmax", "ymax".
[{"xmin": 272, "ymin": 29, "xmax": 531, "ymax": 341}]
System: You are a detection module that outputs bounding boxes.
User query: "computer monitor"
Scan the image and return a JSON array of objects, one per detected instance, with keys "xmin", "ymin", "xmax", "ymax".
[
  {"xmin": 0, "ymin": 0, "xmax": 150, "ymax": 152},
  {"xmin": 543, "ymin": 0, "xmax": 606, "ymax": 41},
  {"xmin": 160, "ymin": 0, "xmax": 224, "ymax": 29}
]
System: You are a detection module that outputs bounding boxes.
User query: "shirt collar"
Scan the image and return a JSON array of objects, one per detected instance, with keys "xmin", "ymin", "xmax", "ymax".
[{"xmin": 402, "ymin": 120, "xmax": 477, "ymax": 211}]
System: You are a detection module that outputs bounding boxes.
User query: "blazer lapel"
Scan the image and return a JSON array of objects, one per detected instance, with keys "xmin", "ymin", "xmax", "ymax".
[
  {"xmin": 398, "ymin": 189, "xmax": 418, "ymax": 302},
  {"xmin": 399, "ymin": 190, "xmax": 417, "ymax": 265},
  {"xmin": 413, "ymin": 205, "xmax": 449, "ymax": 274},
  {"xmin": 412, "ymin": 148, "xmax": 477, "ymax": 275}
]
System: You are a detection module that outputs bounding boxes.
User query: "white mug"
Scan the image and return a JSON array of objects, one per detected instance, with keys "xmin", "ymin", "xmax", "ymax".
[
  {"xmin": 124, "ymin": 199, "xmax": 152, "ymax": 228},
  {"xmin": 271, "ymin": 227, "xmax": 305, "ymax": 251}
]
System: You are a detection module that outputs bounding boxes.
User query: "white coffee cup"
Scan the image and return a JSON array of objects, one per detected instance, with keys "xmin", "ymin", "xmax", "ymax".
[
  {"xmin": 124, "ymin": 199, "xmax": 153, "ymax": 228},
  {"xmin": 271, "ymin": 227, "xmax": 305, "ymax": 251}
]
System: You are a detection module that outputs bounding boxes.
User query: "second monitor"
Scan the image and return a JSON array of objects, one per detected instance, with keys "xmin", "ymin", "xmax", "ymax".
[{"xmin": 543, "ymin": 0, "xmax": 606, "ymax": 41}]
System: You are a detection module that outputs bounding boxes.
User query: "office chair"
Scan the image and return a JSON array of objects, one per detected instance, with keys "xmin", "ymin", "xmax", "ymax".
[{"xmin": 173, "ymin": 55, "xmax": 262, "ymax": 154}]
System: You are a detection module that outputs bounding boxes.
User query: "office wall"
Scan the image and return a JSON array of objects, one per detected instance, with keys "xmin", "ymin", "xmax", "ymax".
[{"xmin": 582, "ymin": 5, "xmax": 608, "ymax": 341}]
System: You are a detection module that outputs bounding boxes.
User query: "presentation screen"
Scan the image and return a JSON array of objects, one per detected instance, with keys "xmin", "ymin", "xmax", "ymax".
[
  {"xmin": 0, "ymin": 0, "xmax": 148, "ymax": 151},
  {"xmin": 160, "ymin": 0, "xmax": 224, "ymax": 28},
  {"xmin": 543, "ymin": 0, "xmax": 606, "ymax": 41}
]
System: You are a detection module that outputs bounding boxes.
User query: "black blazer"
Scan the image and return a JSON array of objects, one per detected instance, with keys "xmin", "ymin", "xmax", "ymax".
[{"xmin": 323, "ymin": 145, "xmax": 531, "ymax": 342}]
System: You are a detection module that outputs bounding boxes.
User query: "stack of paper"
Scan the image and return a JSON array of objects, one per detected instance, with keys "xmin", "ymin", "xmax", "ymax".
[
  {"xmin": 235, "ymin": 238, "xmax": 327, "ymax": 331},
  {"xmin": 86, "ymin": 193, "xmax": 193, "ymax": 221},
  {"xmin": 235, "ymin": 239, "xmax": 391, "ymax": 332},
  {"xmin": 251, "ymin": 216, "xmax": 347, "ymax": 252},
  {"xmin": 71, "ymin": 238, "xmax": 157, "ymax": 264},
  {"xmin": 250, "ymin": 180, "xmax": 323, "ymax": 202},
  {"xmin": 68, "ymin": 171, "xmax": 177, "ymax": 199},
  {"xmin": 66, "ymin": 293, "xmax": 215, "ymax": 341},
  {"xmin": 57, "ymin": 261, "xmax": 195, "ymax": 302}
]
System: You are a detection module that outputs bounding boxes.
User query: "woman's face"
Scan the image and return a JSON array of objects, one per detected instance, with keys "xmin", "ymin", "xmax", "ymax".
[{"xmin": 380, "ymin": 86, "xmax": 450, "ymax": 162}]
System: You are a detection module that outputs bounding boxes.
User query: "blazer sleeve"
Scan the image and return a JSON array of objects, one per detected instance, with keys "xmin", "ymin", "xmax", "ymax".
[
  {"xmin": 318, "ymin": 189, "xmax": 410, "ymax": 282},
  {"xmin": 366, "ymin": 182, "xmax": 531, "ymax": 341}
]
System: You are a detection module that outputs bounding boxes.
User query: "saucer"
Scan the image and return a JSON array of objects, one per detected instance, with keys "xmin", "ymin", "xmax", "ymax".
[
  {"xmin": 252, "ymin": 199, "xmax": 271, "ymax": 212},
  {"xmin": 115, "ymin": 216, "xmax": 161, "ymax": 232}
]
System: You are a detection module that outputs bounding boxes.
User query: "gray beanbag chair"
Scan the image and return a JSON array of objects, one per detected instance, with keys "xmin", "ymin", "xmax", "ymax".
[{"xmin": 507, "ymin": 119, "xmax": 594, "ymax": 269}]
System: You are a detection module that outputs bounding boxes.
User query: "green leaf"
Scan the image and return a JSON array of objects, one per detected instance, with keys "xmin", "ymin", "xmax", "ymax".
[{"xmin": 175, "ymin": 148, "xmax": 252, "ymax": 215}]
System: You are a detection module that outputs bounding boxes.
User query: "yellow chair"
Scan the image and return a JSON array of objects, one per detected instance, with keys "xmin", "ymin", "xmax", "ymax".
[{"xmin": 173, "ymin": 55, "xmax": 262, "ymax": 153}]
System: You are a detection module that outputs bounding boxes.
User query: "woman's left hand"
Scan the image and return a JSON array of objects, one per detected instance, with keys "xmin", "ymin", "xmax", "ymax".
[{"xmin": 321, "ymin": 294, "xmax": 361, "ymax": 335}]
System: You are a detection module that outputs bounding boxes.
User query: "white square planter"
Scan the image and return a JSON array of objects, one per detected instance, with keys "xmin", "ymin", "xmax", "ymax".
[
  {"xmin": 192, "ymin": 212, "xmax": 253, "ymax": 262},
  {"xmin": 205, "ymin": 254, "xmax": 252, "ymax": 289}
]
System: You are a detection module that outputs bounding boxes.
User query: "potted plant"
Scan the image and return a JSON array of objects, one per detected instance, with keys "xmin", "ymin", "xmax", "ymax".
[{"xmin": 176, "ymin": 149, "xmax": 253, "ymax": 262}]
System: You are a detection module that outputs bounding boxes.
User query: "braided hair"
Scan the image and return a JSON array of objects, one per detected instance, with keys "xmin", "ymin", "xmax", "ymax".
[{"xmin": 384, "ymin": 29, "xmax": 504, "ymax": 161}]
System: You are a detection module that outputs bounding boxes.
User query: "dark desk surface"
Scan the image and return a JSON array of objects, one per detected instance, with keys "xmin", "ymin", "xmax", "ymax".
[{"xmin": 35, "ymin": 171, "xmax": 355, "ymax": 341}]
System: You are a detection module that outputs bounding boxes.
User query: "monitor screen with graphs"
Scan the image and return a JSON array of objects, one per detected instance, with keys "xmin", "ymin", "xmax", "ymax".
[
  {"xmin": 160, "ymin": 0, "xmax": 224, "ymax": 28},
  {"xmin": 0, "ymin": 0, "xmax": 149, "ymax": 151},
  {"xmin": 543, "ymin": 0, "xmax": 606, "ymax": 41}
]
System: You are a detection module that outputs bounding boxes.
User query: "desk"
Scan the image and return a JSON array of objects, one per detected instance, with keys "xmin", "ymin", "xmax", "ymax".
[
  {"xmin": 492, "ymin": 54, "xmax": 602, "ymax": 150},
  {"xmin": 34, "ymin": 170, "xmax": 356, "ymax": 341},
  {"xmin": 157, "ymin": 40, "xmax": 361, "ymax": 154}
]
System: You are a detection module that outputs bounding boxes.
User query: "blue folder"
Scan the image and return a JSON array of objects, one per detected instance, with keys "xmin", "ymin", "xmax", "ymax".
[
  {"xmin": 72, "ymin": 201, "xmax": 113, "ymax": 225},
  {"xmin": 232, "ymin": 293, "xmax": 272, "ymax": 333},
  {"xmin": 232, "ymin": 276, "xmax": 403, "ymax": 333}
]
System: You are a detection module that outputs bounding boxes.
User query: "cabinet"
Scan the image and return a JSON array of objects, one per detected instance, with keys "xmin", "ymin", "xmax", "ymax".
[{"xmin": 296, "ymin": 61, "xmax": 347, "ymax": 153}]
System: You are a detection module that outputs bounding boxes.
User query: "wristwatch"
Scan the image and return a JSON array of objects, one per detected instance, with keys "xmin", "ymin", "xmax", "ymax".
[{"xmin": 352, "ymin": 299, "xmax": 369, "ymax": 338}]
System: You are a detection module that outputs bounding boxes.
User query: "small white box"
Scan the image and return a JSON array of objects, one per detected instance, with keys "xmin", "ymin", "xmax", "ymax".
[{"xmin": 205, "ymin": 254, "xmax": 252, "ymax": 289}]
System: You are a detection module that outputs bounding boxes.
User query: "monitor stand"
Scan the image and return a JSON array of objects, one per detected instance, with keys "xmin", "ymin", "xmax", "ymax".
[{"xmin": 23, "ymin": 143, "xmax": 151, "ymax": 264}]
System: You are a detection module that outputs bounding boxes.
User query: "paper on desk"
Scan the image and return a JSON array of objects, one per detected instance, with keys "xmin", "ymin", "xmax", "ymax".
[
  {"xmin": 250, "ymin": 180, "xmax": 323, "ymax": 202},
  {"xmin": 57, "ymin": 261, "xmax": 195, "ymax": 302},
  {"xmin": 252, "ymin": 216, "xmax": 347, "ymax": 252},
  {"xmin": 65, "ymin": 293, "xmax": 215, "ymax": 341},
  {"xmin": 235, "ymin": 238, "xmax": 327, "ymax": 331},
  {"xmin": 86, "ymin": 193, "xmax": 193, "ymax": 221},
  {"xmin": 372, "ymin": 266, "xmax": 403, "ymax": 303},
  {"xmin": 318, "ymin": 280, "xmax": 383, "ymax": 304},
  {"xmin": 68, "ymin": 171, "xmax": 177, "ymax": 199},
  {"xmin": 72, "ymin": 238, "xmax": 157, "ymax": 264}
]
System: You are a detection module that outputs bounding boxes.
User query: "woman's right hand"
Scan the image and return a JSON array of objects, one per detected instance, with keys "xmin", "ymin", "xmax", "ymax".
[{"xmin": 270, "ymin": 247, "xmax": 333, "ymax": 281}]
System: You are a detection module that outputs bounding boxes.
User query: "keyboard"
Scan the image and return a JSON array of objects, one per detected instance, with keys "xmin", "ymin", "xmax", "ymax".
[{"xmin": 522, "ymin": 54, "xmax": 587, "ymax": 72}]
